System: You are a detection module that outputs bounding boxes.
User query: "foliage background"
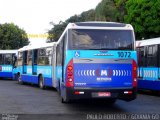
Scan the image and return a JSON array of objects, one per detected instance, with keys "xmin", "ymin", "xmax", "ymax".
[{"xmin": 47, "ymin": 0, "xmax": 160, "ymax": 42}]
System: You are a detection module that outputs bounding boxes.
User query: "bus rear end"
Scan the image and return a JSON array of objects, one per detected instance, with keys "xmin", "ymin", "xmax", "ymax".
[
  {"xmin": 0, "ymin": 50, "xmax": 17, "ymax": 79},
  {"xmin": 61, "ymin": 22, "xmax": 137, "ymax": 103}
]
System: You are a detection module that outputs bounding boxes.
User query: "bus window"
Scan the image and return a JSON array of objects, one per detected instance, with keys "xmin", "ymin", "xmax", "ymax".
[
  {"xmin": 38, "ymin": 48, "xmax": 52, "ymax": 66},
  {"xmin": 23, "ymin": 51, "xmax": 28, "ymax": 65},
  {"xmin": 27, "ymin": 50, "xmax": 32, "ymax": 66},
  {"xmin": 138, "ymin": 47, "xmax": 145, "ymax": 67},
  {"xmin": 46, "ymin": 47, "xmax": 52, "ymax": 65},
  {"xmin": 146, "ymin": 45, "xmax": 158, "ymax": 67},
  {"xmin": 18, "ymin": 52, "xmax": 23, "ymax": 66},
  {"xmin": 33, "ymin": 49, "xmax": 38, "ymax": 65},
  {"xmin": 56, "ymin": 40, "xmax": 63, "ymax": 66},
  {"xmin": 68, "ymin": 29, "xmax": 134, "ymax": 50},
  {"xmin": 0, "ymin": 54, "xmax": 3, "ymax": 64},
  {"xmin": 4, "ymin": 54, "xmax": 12, "ymax": 65}
]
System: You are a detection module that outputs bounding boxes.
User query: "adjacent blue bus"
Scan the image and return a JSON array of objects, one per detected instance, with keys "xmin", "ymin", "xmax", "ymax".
[
  {"xmin": 0, "ymin": 50, "xmax": 17, "ymax": 79},
  {"xmin": 13, "ymin": 43, "xmax": 56, "ymax": 88},
  {"xmin": 136, "ymin": 37, "xmax": 160, "ymax": 91},
  {"xmin": 56, "ymin": 22, "xmax": 137, "ymax": 103}
]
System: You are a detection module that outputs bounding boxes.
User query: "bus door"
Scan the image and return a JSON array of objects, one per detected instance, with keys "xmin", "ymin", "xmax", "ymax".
[
  {"xmin": 22, "ymin": 51, "xmax": 27, "ymax": 74},
  {"xmin": 32, "ymin": 49, "xmax": 38, "ymax": 75},
  {"xmin": 52, "ymin": 45, "xmax": 57, "ymax": 88}
]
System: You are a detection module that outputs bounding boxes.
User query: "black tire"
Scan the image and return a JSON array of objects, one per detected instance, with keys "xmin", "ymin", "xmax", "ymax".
[
  {"xmin": 61, "ymin": 92, "xmax": 71, "ymax": 104},
  {"xmin": 57, "ymin": 81, "xmax": 61, "ymax": 95},
  {"xmin": 17, "ymin": 74, "xmax": 23, "ymax": 84},
  {"xmin": 39, "ymin": 75, "xmax": 45, "ymax": 89},
  {"xmin": 61, "ymin": 96, "xmax": 70, "ymax": 103},
  {"xmin": 106, "ymin": 99, "xmax": 117, "ymax": 105}
]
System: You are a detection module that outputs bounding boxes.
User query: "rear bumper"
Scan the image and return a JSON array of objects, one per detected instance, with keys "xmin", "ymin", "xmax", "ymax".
[{"xmin": 64, "ymin": 87, "xmax": 137, "ymax": 101}]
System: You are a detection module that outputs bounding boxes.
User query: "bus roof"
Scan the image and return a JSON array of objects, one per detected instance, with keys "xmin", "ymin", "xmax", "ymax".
[
  {"xmin": 18, "ymin": 42, "xmax": 56, "ymax": 52},
  {"xmin": 136, "ymin": 37, "xmax": 160, "ymax": 47},
  {"xmin": 57, "ymin": 21, "xmax": 134, "ymax": 44},
  {"xmin": 67, "ymin": 22, "xmax": 133, "ymax": 30},
  {"xmin": 0, "ymin": 50, "xmax": 17, "ymax": 54}
]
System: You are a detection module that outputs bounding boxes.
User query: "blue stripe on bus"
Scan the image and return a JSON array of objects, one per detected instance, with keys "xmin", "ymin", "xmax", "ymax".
[
  {"xmin": 21, "ymin": 74, "xmax": 52, "ymax": 86},
  {"xmin": 159, "ymin": 68, "xmax": 160, "ymax": 78},
  {"xmin": 21, "ymin": 75, "xmax": 38, "ymax": 84},
  {"xmin": 44, "ymin": 77, "xmax": 52, "ymax": 87},
  {"xmin": 0, "ymin": 65, "xmax": 13, "ymax": 72},
  {"xmin": 65, "ymin": 50, "xmax": 137, "ymax": 66},
  {"xmin": 37, "ymin": 66, "xmax": 52, "ymax": 77},
  {"xmin": 138, "ymin": 67, "xmax": 159, "ymax": 80},
  {"xmin": 138, "ymin": 79, "xmax": 160, "ymax": 91},
  {"xmin": 0, "ymin": 72, "xmax": 13, "ymax": 78}
]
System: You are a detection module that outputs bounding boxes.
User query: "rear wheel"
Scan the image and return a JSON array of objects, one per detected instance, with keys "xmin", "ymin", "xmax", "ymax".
[
  {"xmin": 106, "ymin": 99, "xmax": 117, "ymax": 105},
  {"xmin": 61, "ymin": 96, "xmax": 71, "ymax": 103},
  {"xmin": 60, "ymin": 89, "xmax": 71, "ymax": 103},
  {"xmin": 17, "ymin": 74, "xmax": 23, "ymax": 84},
  {"xmin": 39, "ymin": 75, "xmax": 45, "ymax": 89}
]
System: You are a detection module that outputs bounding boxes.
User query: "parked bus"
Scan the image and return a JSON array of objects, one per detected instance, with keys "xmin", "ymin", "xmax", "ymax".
[
  {"xmin": 55, "ymin": 22, "xmax": 137, "ymax": 103},
  {"xmin": 0, "ymin": 50, "xmax": 17, "ymax": 79},
  {"xmin": 136, "ymin": 37, "xmax": 160, "ymax": 91},
  {"xmin": 13, "ymin": 43, "xmax": 56, "ymax": 88}
]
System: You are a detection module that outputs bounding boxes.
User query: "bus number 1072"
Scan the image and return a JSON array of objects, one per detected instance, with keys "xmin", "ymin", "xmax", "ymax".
[{"xmin": 118, "ymin": 52, "xmax": 131, "ymax": 58}]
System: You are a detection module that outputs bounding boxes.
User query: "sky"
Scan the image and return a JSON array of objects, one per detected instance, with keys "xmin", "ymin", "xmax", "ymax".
[{"xmin": 0, "ymin": 0, "xmax": 101, "ymax": 44}]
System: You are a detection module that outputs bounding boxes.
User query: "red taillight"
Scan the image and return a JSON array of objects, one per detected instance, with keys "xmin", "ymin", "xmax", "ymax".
[
  {"xmin": 66, "ymin": 59, "xmax": 74, "ymax": 87},
  {"xmin": 132, "ymin": 60, "xmax": 137, "ymax": 87}
]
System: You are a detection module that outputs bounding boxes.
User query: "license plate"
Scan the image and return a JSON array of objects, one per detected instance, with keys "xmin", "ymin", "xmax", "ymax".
[{"xmin": 98, "ymin": 92, "xmax": 111, "ymax": 97}]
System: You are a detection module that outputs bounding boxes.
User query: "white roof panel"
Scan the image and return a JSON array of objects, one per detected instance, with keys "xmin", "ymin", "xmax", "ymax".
[
  {"xmin": 136, "ymin": 37, "xmax": 160, "ymax": 47},
  {"xmin": 0, "ymin": 50, "xmax": 17, "ymax": 54},
  {"xmin": 18, "ymin": 42, "xmax": 56, "ymax": 52}
]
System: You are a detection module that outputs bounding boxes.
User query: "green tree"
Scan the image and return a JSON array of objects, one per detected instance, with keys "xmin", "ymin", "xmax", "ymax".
[
  {"xmin": 47, "ymin": 9, "xmax": 96, "ymax": 42},
  {"xmin": 0, "ymin": 23, "xmax": 29, "ymax": 49},
  {"xmin": 95, "ymin": 0, "xmax": 118, "ymax": 21},
  {"xmin": 125, "ymin": 0, "xmax": 160, "ymax": 40},
  {"xmin": 114, "ymin": 0, "xmax": 128, "ymax": 22},
  {"xmin": 47, "ymin": 21, "xmax": 67, "ymax": 42}
]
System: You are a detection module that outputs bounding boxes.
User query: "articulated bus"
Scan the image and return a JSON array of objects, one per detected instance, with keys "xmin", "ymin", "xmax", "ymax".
[
  {"xmin": 13, "ymin": 43, "xmax": 56, "ymax": 88},
  {"xmin": 0, "ymin": 50, "xmax": 17, "ymax": 79},
  {"xmin": 55, "ymin": 22, "xmax": 137, "ymax": 103},
  {"xmin": 136, "ymin": 37, "xmax": 160, "ymax": 91}
]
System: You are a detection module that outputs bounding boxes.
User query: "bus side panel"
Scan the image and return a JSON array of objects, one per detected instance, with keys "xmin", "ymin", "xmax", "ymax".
[
  {"xmin": 21, "ymin": 75, "xmax": 38, "ymax": 84},
  {"xmin": 138, "ymin": 80, "xmax": 160, "ymax": 91},
  {"xmin": 26, "ymin": 66, "xmax": 32, "ymax": 75},
  {"xmin": 142, "ymin": 67, "xmax": 158, "ymax": 80},
  {"xmin": 159, "ymin": 67, "xmax": 160, "ymax": 78},
  {"xmin": 0, "ymin": 65, "xmax": 13, "ymax": 78},
  {"xmin": 0, "ymin": 72, "xmax": 13, "ymax": 78},
  {"xmin": 44, "ymin": 77, "xmax": 52, "ymax": 87},
  {"xmin": 23, "ymin": 65, "xmax": 27, "ymax": 74},
  {"xmin": 138, "ymin": 67, "xmax": 160, "ymax": 90},
  {"xmin": 54, "ymin": 66, "xmax": 62, "ymax": 89},
  {"xmin": 37, "ymin": 66, "xmax": 53, "ymax": 87}
]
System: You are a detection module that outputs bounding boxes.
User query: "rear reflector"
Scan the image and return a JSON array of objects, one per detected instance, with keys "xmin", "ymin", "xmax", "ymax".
[
  {"xmin": 74, "ymin": 91, "xmax": 84, "ymax": 95},
  {"xmin": 124, "ymin": 91, "xmax": 132, "ymax": 94}
]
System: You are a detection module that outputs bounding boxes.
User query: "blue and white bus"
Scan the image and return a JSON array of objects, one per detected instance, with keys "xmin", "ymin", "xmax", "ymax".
[
  {"xmin": 55, "ymin": 22, "xmax": 137, "ymax": 103},
  {"xmin": 13, "ymin": 43, "xmax": 56, "ymax": 88},
  {"xmin": 0, "ymin": 50, "xmax": 17, "ymax": 79},
  {"xmin": 136, "ymin": 37, "xmax": 160, "ymax": 91}
]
